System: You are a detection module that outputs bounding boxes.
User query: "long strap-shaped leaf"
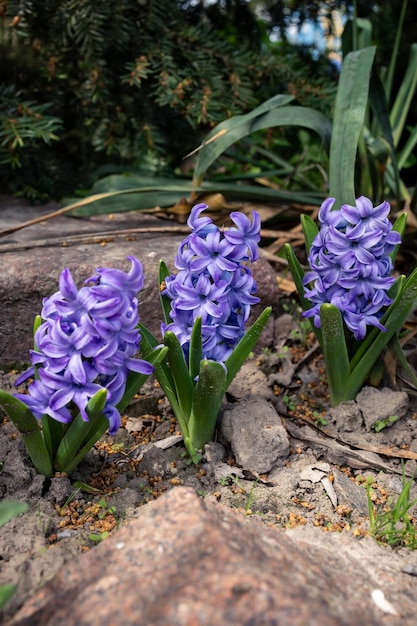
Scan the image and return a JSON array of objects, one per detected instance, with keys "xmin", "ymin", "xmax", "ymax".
[
  {"xmin": 300, "ymin": 214, "xmax": 319, "ymax": 255},
  {"xmin": 158, "ymin": 260, "xmax": 172, "ymax": 326},
  {"xmin": 138, "ymin": 323, "xmax": 180, "ymax": 414},
  {"xmin": 368, "ymin": 69, "xmax": 401, "ymax": 200},
  {"xmin": 390, "ymin": 43, "xmax": 417, "ymax": 148},
  {"xmin": 163, "ymin": 331, "xmax": 194, "ymax": 418},
  {"xmin": 188, "ymin": 360, "xmax": 226, "ymax": 452},
  {"xmin": 319, "ymin": 305, "xmax": 350, "ymax": 406},
  {"xmin": 0, "ymin": 391, "xmax": 53, "ymax": 478},
  {"xmin": 118, "ymin": 345, "xmax": 168, "ymax": 412},
  {"xmin": 188, "ymin": 317, "xmax": 203, "ymax": 382},
  {"xmin": 329, "ymin": 46, "xmax": 376, "ymax": 208},
  {"xmin": 193, "ymin": 97, "xmax": 331, "ymax": 185}
]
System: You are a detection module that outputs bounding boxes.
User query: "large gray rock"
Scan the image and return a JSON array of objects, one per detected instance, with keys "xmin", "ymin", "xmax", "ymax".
[
  {"xmin": 0, "ymin": 198, "xmax": 277, "ymax": 364},
  {"xmin": 8, "ymin": 487, "xmax": 417, "ymax": 626}
]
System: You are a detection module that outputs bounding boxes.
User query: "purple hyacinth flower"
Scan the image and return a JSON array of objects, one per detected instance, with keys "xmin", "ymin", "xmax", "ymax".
[
  {"xmin": 162, "ymin": 204, "xmax": 261, "ymax": 363},
  {"xmin": 16, "ymin": 257, "xmax": 152, "ymax": 432},
  {"xmin": 303, "ymin": 196, "xmax": 400, "ymax": 340}
]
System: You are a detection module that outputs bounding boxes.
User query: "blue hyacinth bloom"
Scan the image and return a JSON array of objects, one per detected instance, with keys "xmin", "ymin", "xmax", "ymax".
[
  {"xmin": 15, "ymin": 256, "xmax": 152, "ymax": 434},
  {"xmin": 162, "ymin": 204, "xmax": 261, "ymax": 363},
  {"xmin": 303, "ymin": 196, "xmax": 401, "ymax": 340}
]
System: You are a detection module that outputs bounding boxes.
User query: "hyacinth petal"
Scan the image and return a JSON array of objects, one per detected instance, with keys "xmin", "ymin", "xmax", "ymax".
[
  {"xmin": 231, "ymin": 209, "xmax": 260, "ymax": 236},
  {"xmin": 15, "ymin": 366, "xmax": 35, "ymax": 386},
  {"xmin": 74, "ymin": 393, "xmax": 91, "ymax": 422},
  {"xmin": 76, "ymin": 287, "xmax": 100, "ymax": 312},
  {"xmin": 224, "ymin": 210, "xmax": 261, "ymax": 261},
  {"xmin": 318, "ymin": 197, "xmax": 346, "ymax": 228},
  {"xmin": 103, "ymin": 405, "xmax": 121, "ymax": 435},
  {"xmin": 187, "ymin": 203, "xmax": 217, "ymax": 235},
  {"xmin": 67, "ymin": 352, "xmax": 88, "ymax": 385},
  {"xmin": 49, "ymin": 387, "xmax": 75, "ymax": 411},
  {"xmin": 59, "ymin": 268, "xmax": 79, "ymax": 301},
  {"xmin": 126, "ymin": 255, "xmax": 145, "ymax": 292},
  {"xmin": 124, "ymin": 357, "xmax": 154, "ymax": 375}
]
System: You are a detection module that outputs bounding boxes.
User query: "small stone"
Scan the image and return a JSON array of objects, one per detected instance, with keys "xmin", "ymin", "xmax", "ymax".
[
  {"xmin": 137, "ymin": 444, "xmax": 171, "ymax": 478},
  {"xmin": 326, "ymin": 401, "xmax": 363, "ymax": 432},
  {"xmin": 268, "ymin": 358, "xmax": 296, "ymax": 387},
  {"xmin": 355, "ymin": 387, "xmax": 409, "ymax": 431},
  {"xmin": 226, "ymin": 361, "xmax": 271, "ymax": 401},
  {"xmin": 220, "ymin": 397, "xmax": 289, "ymax": 473},
  {"xmin": 46, "ymin": 475, "xmax": 73, "ymax": 506},
  {"xmin": 332, "ymin": 468, "xmax": 369, "ymax": 517},
  {"xmin": 204, "ymin": 442, "xmax": 226, "ymax": 464}
]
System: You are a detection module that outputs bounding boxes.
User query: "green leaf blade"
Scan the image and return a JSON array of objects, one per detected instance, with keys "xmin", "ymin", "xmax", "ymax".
[
  {"xmin": 158, "ymin": 260, "xmax": 172, "ymax": 325},
  {"xmin": 189, "ymin": 360, "xmax": 227, "ymax": 451},
  {"xmin": 0, "ymin": 391, "xmax": 53, "ymax": 478},
  {"xmin": 300, "ymin": 214, "xmax": 319, "ymax": 254},
  {"xmin": 0, "ymin": 502, "xmax": 28, "ymax": 527},
  {"xmin": 163, "ymin": 331, "xmax": 194, "ymax": 419},
  {"xmin": 188, "ymin": 318, "xmax": 203, "ymax": 382},
  {"xmin": 329, "ymin": 46, "xmax": 376, "ymax": 207},
  {"xmin": 320, "ymin": 304, "xmax": 350, "ymax": 406},
  {"xmin": 193, "ymin": 97, "xmax": 331, "ymax": 185}
]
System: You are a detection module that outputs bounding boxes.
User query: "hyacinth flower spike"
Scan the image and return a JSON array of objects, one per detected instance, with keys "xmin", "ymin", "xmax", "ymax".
[
  {"xmin": 0, "ymin": 257, "xmax": 167, "ymax": 478},
  {"xmin": 285, "ymin": 196, "xmax": 417, "ymax": 406},
  {"xmin": 139, "ymin": 204, "xmax": 271, "ymax": 463}
]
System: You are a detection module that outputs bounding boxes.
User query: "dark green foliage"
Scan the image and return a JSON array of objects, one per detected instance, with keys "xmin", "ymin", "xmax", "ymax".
[
  {"xmin": 0, "ymin": 0, "xmax": 337, "ymax": 199},
  {"xmin": 0, "ymin": 85, "xmax": 62, "ymax": 167}
]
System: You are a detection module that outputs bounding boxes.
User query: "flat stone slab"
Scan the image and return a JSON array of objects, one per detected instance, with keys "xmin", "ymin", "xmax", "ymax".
[{"xmin": 0, "ymin": 197, "xmax": 278, "ymax": 364}]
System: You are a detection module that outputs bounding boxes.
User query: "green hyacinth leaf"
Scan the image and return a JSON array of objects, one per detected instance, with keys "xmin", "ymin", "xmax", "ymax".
[
  {"xmin": 188, "ymin": 359, "xmax": 227, "ymax": 451},
  {"xmin": 0, "ymin": 390, "xmax": 53, "ymax": 478},
  {"xmin": 0, "ymin": 583, "xmax": 17, "ymax": 610},
  {"xmin": 300, "ymin": 214, "xmax": 319, "ymax": 254},
  {"xmin": 158, "ymin": 260, "xmax": 172, "ymax": 325},
  {"xmin": 163, "ymin": 331, "xmax": 194, "ymax": 419},
  {"xmin": 319, "ymin": 304, "xmax": 351, "ymax": 406},
  {"xmin": 188, "ymin": 317, "xmax": 203, "ymax": 382},
  {"xmin": 118, "ymin": 345, "xmax": 168, "ymax": 412},
  {"xmin": 284, "ymin": 244, "xmax": 323, "ymax": 347},
  {"xmin": 0, "ymin": 501, "xmax": 28, "ymax": 527},
  {"xmin": 346, "ymin": 267, "xmax": 417, "ymax": 401},
  {"xmin": 329, "ymin": 46, "xmax": 376, "ymax": 208}
]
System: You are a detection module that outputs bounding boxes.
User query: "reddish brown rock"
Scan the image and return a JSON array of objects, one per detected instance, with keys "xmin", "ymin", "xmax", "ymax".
[
  {"xmin": 8, "ymin": 487, "xmax": 416, "ymax": 626},
  {"xmin": 0, "ymin": 199, "xmax": 277, "ymax": 363}
]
